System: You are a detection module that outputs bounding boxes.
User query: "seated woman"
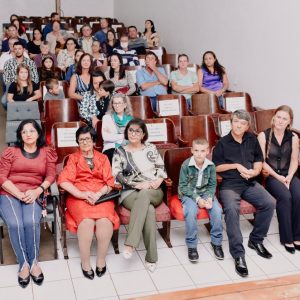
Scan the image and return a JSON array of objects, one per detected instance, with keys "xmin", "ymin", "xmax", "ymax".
[
  {"xmin": 197, "ymin": 51, "xmax": 229, "ymax": 108},
  {"xmin": 258, "ymin": 105, "xmax": 300, "ymax": 254},
  {"xmin": 12, "ymin": 18, "xmax": 29, "ymax": 43},
  {"xmin": 38, "ymin": 56, "xmax": 63, "ymax": 81},
  {"xmin": 80, "ymin": 75, "xmax": 115, "ymax": 127},
  {"xmin": 57, "ymin": 37, "xmax": 79, "ymax": 73},
  {"xmin": 102, "ymin": 29, "xmax": 119, "ymax": 57},
  {"xmin": 92, "ymin": 40, "xmax": 108, "ymax": 68},
  {"xmin": 65, "ymin": 49, "xmax": 84, "ymax": 83},
  {"xmin": 142, "ymin": 19, "xmax": 160, "ymax": 48},
  {"xmin": 112, "ymin": 118, "xmax": 167, "ymax": 272},
  {"xmin": 58, "ymin": 126, "xmax": 119, "ymax": 280},
  {"xmin": 136, "ymin": 51, "xmax": 168, "ymax": 112},
  {"xmin": 0, "ymin": 119, "xmax": 57, "ymax": 287},
  {"xmin": 68, "ymin": 53, "xmax": 93, "ymax": 101},
  {"xmin": 102, "ymin": 93, "xmax": 133, "ymax": 163},
  {"xmin": 170, "ymin": 54, "xmax": 199, "ymax": 108},
  {"xmin": 46, "ymin": 20, "xmax": 67, "ymax": 54},
  {"xmin": 27, "ymin": 28, "xmax": 43, "ymax": 59},
  {"xmin": 7, "ymin": 63, "xmax": 41, "ymax": 102},
  {"xmin": 104, "ymin": 53, "xmax": 136, "ymax": 95}
]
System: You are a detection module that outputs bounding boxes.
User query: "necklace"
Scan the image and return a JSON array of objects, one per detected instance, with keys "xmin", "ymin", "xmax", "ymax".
[{"xmin": 21, "ymin": 147, "xmax": 40, "ymax": 159}]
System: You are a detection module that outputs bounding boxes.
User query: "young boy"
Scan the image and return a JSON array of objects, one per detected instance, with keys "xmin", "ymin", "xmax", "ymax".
[
  {"xmin": 178, "ymin": 138, "xmax": 224, "ymax": 262},
  {"xmin": 44, "ymin": 78, "xmax": 65, "ymax": 101}
]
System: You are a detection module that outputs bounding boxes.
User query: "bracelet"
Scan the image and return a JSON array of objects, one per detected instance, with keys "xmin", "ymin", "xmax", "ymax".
[{"xmin": 39, "ymin": 185, "xmax": 45, "ymax": 193}]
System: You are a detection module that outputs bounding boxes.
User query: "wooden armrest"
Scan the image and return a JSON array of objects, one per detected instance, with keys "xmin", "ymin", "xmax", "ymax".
[{"xmin": 177, "ymin": 137, "xmax": 189, "ymax": 147}]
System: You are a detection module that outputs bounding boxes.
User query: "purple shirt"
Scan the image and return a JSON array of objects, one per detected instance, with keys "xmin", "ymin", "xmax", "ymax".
[{"xmin": 201, "ymin": 67, "xmax": 223, "ymax": 91}]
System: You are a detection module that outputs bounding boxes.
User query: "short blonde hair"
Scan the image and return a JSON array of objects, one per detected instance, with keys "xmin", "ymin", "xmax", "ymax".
[{"xmin": 106, "ymin": 93, "xmax": 133, "ymax": 116}]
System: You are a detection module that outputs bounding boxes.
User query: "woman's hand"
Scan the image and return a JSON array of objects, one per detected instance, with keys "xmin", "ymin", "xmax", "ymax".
[
  {"xmin": 81, "ymin": 191, "xmax": 98, "ymax": 205},
  {"xmin": 26, "ymin": 97, "xmax": 34, "ymax": 102},
  {"xmin": 284, "ymin": 174, "xmax": 293, "ymax": 189},
  {"xmin": 22, "ymin": 189, "xmax": 41, "ymax": 204},
  {"xmin": 215, "ymin": 89, "xmax": 224, "ymax": 97},
  {"xmin": 149, "ymin": 178, "xmax": 163, "ymax": 189}
]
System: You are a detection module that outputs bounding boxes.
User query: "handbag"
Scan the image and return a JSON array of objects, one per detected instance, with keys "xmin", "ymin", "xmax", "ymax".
[{"xmin": 94, "ymin": 190, "xmax": 121, "ymax": 205}]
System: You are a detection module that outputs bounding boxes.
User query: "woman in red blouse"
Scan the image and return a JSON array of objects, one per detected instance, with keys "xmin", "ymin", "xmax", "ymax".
[
  {"xmin": 58, "ymin": 126, "xmax": 119, "ymax": 280},
  {"xmin": 0, "ymin": 119, "xmax": 57, "ymax": 288}
]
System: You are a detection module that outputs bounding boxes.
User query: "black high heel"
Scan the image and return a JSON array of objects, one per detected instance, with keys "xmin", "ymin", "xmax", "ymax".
[
  {"xmin": 30, "ymin": 272, "xmax": 44, "ymax": 285},
  {"xmin": 293, "ymin": 243, "xmax": 300, "ymax": 251},
  {"xmin": 95, "ymin": 265, "xmax": 106, "ymax": 277},
  {"xmin": 18, "ymin": 275, "xmax": 30, "ymax": 288},
  {"xmin": 81, "ymin": 265, "xmax": 94, "ymax": 280},
  {"xmin": 284, "ymin": 244, "xmax": 295, "ymax": 254}
]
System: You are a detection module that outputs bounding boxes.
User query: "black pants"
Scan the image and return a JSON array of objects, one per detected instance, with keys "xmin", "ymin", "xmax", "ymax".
[
  {"xmin": 103, "ymin": 148, "xmax": 115, "ymax": 165},
  {"xmin": 220, "ymin": 182, "xmax": 275, "ymax": 259},
  {"xmin": 266, "ymin": 176, "xmax": 300, "ymax": 244}
]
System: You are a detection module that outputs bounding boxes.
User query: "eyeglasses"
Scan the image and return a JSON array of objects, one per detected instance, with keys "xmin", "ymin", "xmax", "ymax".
[
  {"xmin": 21, "ymin": 129, "xmax": 37, "ymax": 135},
  {"xmin": 112, "ymin": 102, "xmax": 124, "ymax": 106},
  {"xmin": 128, "ymin": 128, "xmax": 143, "ymax": 135},
  {"xmin": 78, "ymin": 137, "xmax": 93, "ymax": 144}
]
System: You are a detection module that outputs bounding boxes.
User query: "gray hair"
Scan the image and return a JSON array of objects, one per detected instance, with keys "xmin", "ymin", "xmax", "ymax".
[
  {"xmin": 231, "ymin": 109, "xmax": 251, "ymax": 126},
  {"xmin": 106, "ymin": 93, "xmax": 133, "ymax": 116}
]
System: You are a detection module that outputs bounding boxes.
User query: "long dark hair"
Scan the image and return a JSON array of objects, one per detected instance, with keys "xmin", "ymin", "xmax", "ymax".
[
  {"xmin": 76, "ymin": 53, "xmax": 93, "ymax": 75},
  {"xmin": 16, "ymin": 119, "xmax": 45, "ymax": 148},
  {"xmin": 143, "ymin": 19, "xmax": 156, "ymax": 34},
  {"xmin": 39, "ymin": 56, "xmax": 61, "ymax": 81},
  {"xmin": 201, "ymin": 51, "xmax": 225, "ymax": 80},
  {"xmin": 109, "ymin": 53, "xmax": 125, "ymax": 80}
]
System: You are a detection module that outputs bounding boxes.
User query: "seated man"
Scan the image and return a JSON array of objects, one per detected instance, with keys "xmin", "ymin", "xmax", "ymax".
[
  {"xmin": 212, "ymin": 110, "xmax": 275, "ymax": 278},
  {"xmin": 128, "ymin": 26, "xmax": 147, "ymax": 55},
  {"xmin": 78, "ymin": 24, "xmax": 97, "ymax": 55},
  {"xmin": 42, "ymin": 12, "xmax": 63, "ymax": 39},
  {"xmin": 179, "ymin": 138, "xmax": 224, "ymax": 262},
  {"xmin": 136, "ymin": 51, "xmax": 168, "ymax": 112},
  {"xmin": 113, "ymin": 34, "xmax": 139, "ymax": 66},
  {"xmin": 1, "ymin": 24, "xmax": 27, "ymax": 52}
]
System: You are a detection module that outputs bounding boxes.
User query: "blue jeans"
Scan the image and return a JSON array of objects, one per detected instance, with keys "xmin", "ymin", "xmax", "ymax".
[
  {"xmin": 218, "ymin": 95, "xmax": 225, "ymax": 109},
  {"xmin": 0, "ymin": 195, "xmax": 42, "ymax": 270},
  {"xmin": 1, "ymin": 83, "xmax": 9, "ymax": 110},
  {"xmin": 150, "ymin": 96, "xmax": 157, "ymax": 112},
  {"xmin": 182, "ymin": 196, "xmax": 223, "ymax": 248}
]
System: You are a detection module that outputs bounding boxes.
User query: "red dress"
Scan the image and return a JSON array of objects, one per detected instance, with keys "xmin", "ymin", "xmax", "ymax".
[{"xmin": 57, "ymin": 150, "xmax": 120, "ymax": 233}]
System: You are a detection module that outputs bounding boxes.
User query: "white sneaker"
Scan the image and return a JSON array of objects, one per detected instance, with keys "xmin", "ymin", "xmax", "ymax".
[{"xmin": 145, "ymin": 261, "xmax": 157, "ymax": 272}]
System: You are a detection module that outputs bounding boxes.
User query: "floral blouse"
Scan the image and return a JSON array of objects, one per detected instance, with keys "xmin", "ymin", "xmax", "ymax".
[{"xmin": 57, "ymin": 49, "xmax": 75, "ymax": 70}]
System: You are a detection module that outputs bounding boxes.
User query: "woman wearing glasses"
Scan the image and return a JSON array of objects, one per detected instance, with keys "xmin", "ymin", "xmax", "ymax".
[
  {"xmin": 102, "ymin": 93, "xmax": 133, "ymax": 164},
  {"xmin": 58, "ymin": 126, "xmax": 119, "ymax": 280},
  {"xmin": 0, "ymin": 119, "xmax": 57, "ymax": 288},
  {"xmin": 112, "ymin": 118, "xmax": 167, "ymax": 272}
]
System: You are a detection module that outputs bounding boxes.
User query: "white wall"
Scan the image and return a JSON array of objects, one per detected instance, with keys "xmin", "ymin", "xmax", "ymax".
[{"xmin": 115, "ymin": 0, "xmax": 300, "ymax": 127}]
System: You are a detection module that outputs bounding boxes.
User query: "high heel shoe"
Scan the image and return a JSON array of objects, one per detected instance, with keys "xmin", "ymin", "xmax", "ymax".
[
  {"xmin": 18, "ymin": 275, "xmax": 30, "ymax": 288},
  {"xmin": 81, "ymin": 265, "xmax": 94, "ymax": 280},
  {"xmin": 284, "ymin": 244, "xmax": 295, "ymax": 254},
  {"xmin": 30, "ymin": 272, "xmax": 44, "ymax": 285},
  {"xmin": 293, "ymin": 243, "xmax": 300, "ymax": 251},
  {"xmin": 95, "ymin": 265, "xmax": 106, "ymax": 277}
]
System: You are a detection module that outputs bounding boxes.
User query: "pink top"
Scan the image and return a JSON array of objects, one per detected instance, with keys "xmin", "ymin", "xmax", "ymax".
[{"xmin": 0, "ymin": 146, "xmax": 57, "ymax": 194}]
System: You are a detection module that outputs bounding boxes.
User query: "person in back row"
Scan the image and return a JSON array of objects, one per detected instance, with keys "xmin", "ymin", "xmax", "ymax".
[
  {"xmin": 212, "ymin": 110, "xmax": 275, "ymax": 278},
  {"xmin": 128, "ymin": 26, "xmax": 147, "ymax": 55},
  {"xmin": 179, "ymin": 138, "xmax": 224, "ymax": 262}
]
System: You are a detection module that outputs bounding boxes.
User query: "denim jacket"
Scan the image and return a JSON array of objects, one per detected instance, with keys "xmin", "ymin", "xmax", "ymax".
[{"xmin": 178, "ymin": 157, "xmax": 217, "ymax": 202}]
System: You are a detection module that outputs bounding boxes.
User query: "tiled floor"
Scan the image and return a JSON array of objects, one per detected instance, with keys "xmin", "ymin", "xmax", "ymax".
[{"xmin": 1, "ymin": 214, "xmax": 300, "ymax": 300}]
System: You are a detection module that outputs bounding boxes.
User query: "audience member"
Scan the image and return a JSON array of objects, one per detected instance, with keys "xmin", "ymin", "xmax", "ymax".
[
  {"xmin": 212, "ymin": 110, "xmax": 275, "ymax": 278},
  {"xmin": 38, "ymin": 56, "xmax": 62, "ymax": 81},
  {"xmin": 7, "ymin": 63, "xmax": 41, "ymax": 102},
  {"xmin": 27, "ymin": 28, "xmax": 43, "ymax": 59},
  {"xmin": 1, "ymin": 24, "xmax": 27, "ymax": 52},
  {"xmin": 178, "ymin": 138, "xmax": 224, "ymax": 262},
  {"xmin": 57, "ymin": 37, "xmax": 78, "ymax": 73},
  {"xmin": 42, "ymin": 12, "xmax": 63, "ymax": 39},
  {"xmin": 104, "ymin": 53, "xmax": 135, "ymax": 95},
  {"xmin": 142, "ymin": 20, "xmax": 160, "ymax": 48},
  {"xmin": 112, "ymin": 118, "xmax": 167, "ymax": 272},
  {"xmin": 33, "ymin": 41, "xmax": 57, "ymax": 68},
  {"xmin": 78, "ymin": 24, "xmax": 97, "ymax": 55},
  {"xmin": 170, "ymin": 54, "xmax": 199, "ymax": 108},
  {"xmin": 68, "ymin": 53, "xmax": 93, "ymax": 101},
  {"xmin": 257, "ymin": 105, "xmax": 300, "ymax": 254},
  {"xmin": 65, "ymin": 49, "xmax": 84, "ymax": 82},
  {"xmin": 198, "ymin": 50, "xmax": 229, "ymax": 108},
  {"xmin": 46, "ymin": 20, "xmax": 67, "ymax": 54},
  {"xmin": 102, "ymin": 93, "xmax": 133, "ymax": 163},
  {"xmin": 128, "ymin": 26, "xmax": 147, "ymax": 55},
  {"xmin": 11, "ymin": 18, "xmax": 29, "ymax": 43},
  {"xmin": 44, "ymin": 78, "xmax": 65, "ymax": 100},
  {"xmin": 58, "ymin": 126, "xmax": 119, "ymax": 280},
  {"xmin": 95, "ymin": 18, "xmax": 110, "ymax": 44},
  {"xmin": 136, "ymin": 51, "xmax": 168, "ymax": 111},
  {"xmin": 102, "ymin": 29, "xmax": 119, "ymax": 57},
  {"xmin": 113, "ymin": 33, "xmax": 139, "ymax": 66},
  {"xmin": 0, "ymin": 119, "xmax": 57, "ymax": 287},
  {"xmin": 91, "ymin": 40, "xmax": 107, "ymax": 68}
]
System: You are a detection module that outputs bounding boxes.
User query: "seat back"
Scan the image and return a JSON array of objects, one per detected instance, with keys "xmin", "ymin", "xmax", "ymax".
[
  {"xmin": 163, "ymin": 53, "xmax": 179, "ymax": 69},
  {"xmin": 164, "ymin": 147, "xmax": 192, "ymax": 195},
  {"xmin": 190, "ymin": 94, "xmax": 228, "ymax": 115},
  {"xmin": 223, "ymin": 92, "xmax": 254, "ymax": 112},
  {"xmin": 6, "ymin": 102, "xmax": 41, "ymax": 144},
  {"xmin": 180, "ymin": 115, "xmax": 218, "ymax": 148},
  {"xmin": 124, "ymin": 66, "xmax": 142, "ymax": 84},
  {"xmin": 254, "ymin": 109, "xmax": 275, "ymax": 134},
  {"xmin": 95, "ymin": 120, "xmax": 104, "ymax": 151},
  {"xmin": 44, "ymin": 99, "xmax": 80, "ymax": 145},
  {"xmin": 127, "ymin": 96, "xmax": 155, "ymax": 119}
]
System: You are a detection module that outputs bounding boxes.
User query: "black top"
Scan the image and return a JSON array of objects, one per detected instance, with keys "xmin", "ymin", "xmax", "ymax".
[
  {"xmin": 8, "ymin": 81, "xmax": 40, "ymax": 101},
  {"xmin": 212, "ymin": 131, "xmax": 263, "ymax": 189},
  {"xmin": 96, "ymin": 96, "xmax": 110, "ymax": 120},
  {"xmin": 27, "ymin": 41, "xmax": 42, "ymax": 55},
  {"xmin": 264, "ymin": 128, "xmax": 293, "ymax": 176}
]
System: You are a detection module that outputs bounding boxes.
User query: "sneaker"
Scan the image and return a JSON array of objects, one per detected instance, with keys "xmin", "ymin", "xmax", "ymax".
[
  {"xmin": 211, "ymin": 243, "xmax": 224, "ymax": 260},
  {"xmin": 145, "ymin": 261, "xmax": 157, "ymax": 272},
  {"xmin": 188, "ymin": 248, "xmax": 199, "ymax": 262}
]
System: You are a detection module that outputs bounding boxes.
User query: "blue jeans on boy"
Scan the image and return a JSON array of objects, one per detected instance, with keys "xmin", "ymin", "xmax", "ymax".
[
  {"xmin": 0, "ymin": 195, "xmax": 42, "ymax": 271},
  {"xmin": 182, "ymin": 196, "xmax": 223, "ymax": 248}
]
